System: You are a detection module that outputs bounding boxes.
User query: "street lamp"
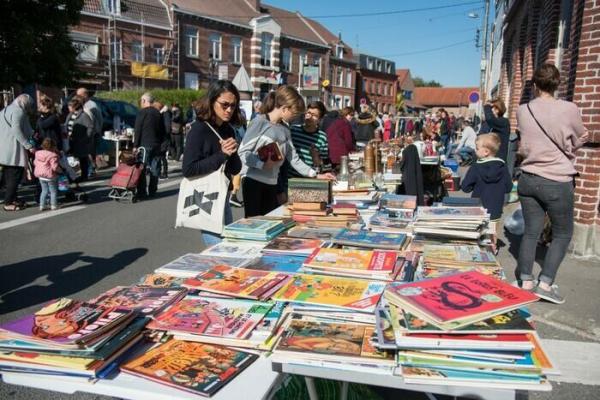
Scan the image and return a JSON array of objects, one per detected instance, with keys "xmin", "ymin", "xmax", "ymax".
[{"xmin": 209, "ymin": 59, "xmax": 219, "ymax": 83}]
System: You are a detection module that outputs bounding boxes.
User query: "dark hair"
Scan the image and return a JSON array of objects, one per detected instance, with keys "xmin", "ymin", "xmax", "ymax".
[
  {"xmin": 490, "ymin": 98, "xmax": 506, "ymax": 117},
  {"xmin": 260, "ymin": 85, "xmax": 305, "ymax": 116},
  {"xmin": 533, "ymin": 63, "xmax": 560, "ymax": 93},
  {"xmin": 195, "ymin": 80, "xmax": 242, "ymax": 125},
  {"xmin": 306, "ymin": 101, "xmax": 326, "ymax": 119},
  {"xmin": 39, "ymin": 94, "xmax": 56, "ymax": 114},
  {"xmin": 41, "ymin": 137, "xmax": 57, "ymax": 151},
  {"xmin": 68, "ymin": 96, "xmax": 83, "ymax": 110},
  {"xmin": 340, "ymin": 107, "xmax": 354, "ymax": 118}
]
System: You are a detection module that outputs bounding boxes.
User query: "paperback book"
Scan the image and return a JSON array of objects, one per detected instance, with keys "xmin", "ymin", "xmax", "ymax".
[{"xmin": 89, "ymin": 286, "xmax": 187, "ymax": 316}]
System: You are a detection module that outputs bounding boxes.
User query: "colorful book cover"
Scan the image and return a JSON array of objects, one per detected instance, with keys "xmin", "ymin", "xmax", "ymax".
[
  {"xmin": 224, "ymin": 218, "xmax": 282, "ymax": 233},
  {"xmin": 379, "ymin": 194, "xmax": 417, "ymax": 210},
  {"xmin": 139, "ymin": 273, "xmax": 185, "ymax": 288},
  {"xmin": 147, "ymin": 297, "xmax": 273, "ymax": 339},
  {"xmin": 402, "ymin": 309, "xmax": 534, "ymax": 333},
  {"xmin": 0, "ymin": 298, "xmax": 132, "ymax": 346},
  {"xmin": 201, "ymin": 242, "xmax": 265, "ymax": 259},
  {"xmin": 272, "ymin": 274, "xmax": 386, "ymax": 313},
  {"xmin": 263, "ymin": 237, "xmax": 323, "ymax": 255},
  {"xmin": 304, "ymin": 248, "xmax": 398, "ymax": 273},
  {"xmin": 333, "ymin": 229, "xmax": 407, "ymax": 249},
  {"xmin": 386, "ymin": 271, "xmax": 539, "ymax": 325},
  {"xmin": 286, "ymin": 226, "xmax": 344, "ymax": 240},
  {"xmin": 369, "ymin": 210, "xmax": 413, "ymax": 227},
  {"xmin": 183, "ymin": 265, "xmax": 289, "ymax": 299},
  {"xmin": 244, "ymin": 255, "xmax": 305, "ymax": 274},
  {"xmin": 276, "ymin": 319, "xmax": 392, "ymax": 362},
  {"xmin": 121, "ymin": 340, "xmax": 257, "ymax": 397},
  {"xmin": 89, "ymin": 286, "xmax": 187, "ymax": 316},
  {"xmin": 156, "ymin": 253, "xmax": 250, "ymax": 277},
  {"xmin": 416, "ymin": 207, "xmax": 487, "ymax": 219},
  {"xmin": 423, "ymin": 245, "xmax": 497, "ymax": 264}
]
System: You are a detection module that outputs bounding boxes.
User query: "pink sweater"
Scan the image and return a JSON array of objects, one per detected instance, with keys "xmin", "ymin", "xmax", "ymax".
[
  {"xmin": 517, "ymin": 97, "xmax": 586, "ymax": 182},
  {"xmin": 34, "ymin": 150, "xmax": 60, "ymax": 180}
]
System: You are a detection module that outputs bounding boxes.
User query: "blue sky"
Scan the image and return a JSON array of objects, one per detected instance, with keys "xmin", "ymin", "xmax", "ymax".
[{"xmin": 266, "ymin": 0, "xmax": 486, "ymax": 87}]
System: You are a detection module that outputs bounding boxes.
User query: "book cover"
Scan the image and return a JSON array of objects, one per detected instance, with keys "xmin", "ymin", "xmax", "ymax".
[
  {"xmin": 423, "ymin": 245, "xmax": 497, "ymax": 264},
  {"xmin": 333, "ymin": 229, "xmax": 407, "ymax": 249},
  {"xmin": 183, "ymin": 265, "xmax": 289, "ymax": 299},
  {"xmin": 257, "ymin": 141, "xmax": 283, "ymax": 162},
  {"xmin": 379, "ymin": 194, "xmax": 417, "ymax": 210},
  {"xmin": 286, "ymin": 226, "xmax": 344, "ymax": 240},
  {"xmin": 156, "ymin": 253, "xmax": 250, "ymax": 277},
  {"xmin": 263, "ymin": 237, "xmax": 323, "ymax": 256},
  {"xmin": 120, "ymin": 340, "xmax": 257, "ymax": 397},
  {"xmin": 90, "ymin": 286, "xmax": 187, "ymax": 315},
  {"xmin": 244, "ymin": 255, "xmax": 305, "ymax": 274},
  {"xmin": 201, "ymin": 242, "xmax": 265, "ymax": 259},
  {"xmin": 291, "ymin": 202, "xmax": 327, "ymax": 211},
  {"xmin": 224, "ymin": 218, "xmax": 282, "ymax": 233},
  {"xmin": 304, "ymin": 248, "xmax": 397, "ymax": 273},
  {"xmin": 272, "ymin": 274, "xmax": 386, "ymax": 313},
  {"xmin": 147, "ymin": 297, "xmax": 273, "ymax": 339},
  {"xmin": 416, "ymin": 207, "xmax": 488, "ymax": 220},
  {"xmin": 139, "ymin": 273, "xmax": 185, "ymax": 288},
  {"xmin": 402, "ymin": 309, "xmax": 534, "ymax": 334},
  {"xmin": 386, "ymin": 271, "xmax": 538, "ymax": 326},
  {"xmin": 0, "ymin": 298, "xmax": 132, "ymax": 346}
]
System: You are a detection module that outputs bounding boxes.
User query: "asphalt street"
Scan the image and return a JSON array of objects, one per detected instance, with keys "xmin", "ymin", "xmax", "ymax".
[{"xmin": 0, "ymin": 164, "xmax": 599, "ymax": 399}]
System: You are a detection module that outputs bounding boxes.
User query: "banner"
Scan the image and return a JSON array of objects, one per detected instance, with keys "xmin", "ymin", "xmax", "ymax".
[
  {"xmin": 131, "ymin": 62, "xmax": 169, "ymax": 80},
  {"xmin": 302, "ymin": 66, "xmax": 319, "ymax": 91}
]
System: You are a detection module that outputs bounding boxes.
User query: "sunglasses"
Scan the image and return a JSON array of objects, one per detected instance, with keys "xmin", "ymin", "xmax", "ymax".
[{"xmin": 216, "ymin": 101, "xmax": 237, "ymax": 110}]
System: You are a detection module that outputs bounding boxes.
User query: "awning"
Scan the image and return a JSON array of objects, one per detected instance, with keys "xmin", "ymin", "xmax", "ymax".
[
  {"xmin": 232, "ymin": 65, "xmax": 255, "ymax": 92},
  {"xmin": 131, "ymin": 62, "xmax": 169, "ymax": 80}
]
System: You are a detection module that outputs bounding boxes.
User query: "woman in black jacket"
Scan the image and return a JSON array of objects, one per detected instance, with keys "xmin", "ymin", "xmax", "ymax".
[
  {"xmin": 182, "ymin": 80, "xmax": 242, "ymax": 246},
  {"xmin": 65, "ymin": 96, "xmax": 93, "ymax": 182},
  {"xmin": 36, "ymin": 94, "xmax": 63, "ymax": 151},
  {"xmin": 482, "ymin": 98, "xmax": 510, "ymax": 162}
]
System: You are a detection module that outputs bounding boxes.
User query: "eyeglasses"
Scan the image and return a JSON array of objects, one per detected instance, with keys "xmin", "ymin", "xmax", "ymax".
[
  {"xmin": 216, "ymin": 101, "xmax": 237, "ymax": 110},
  {"xmin": 305, "ymin": 111, "xmax": 321, "ymax": 120}
]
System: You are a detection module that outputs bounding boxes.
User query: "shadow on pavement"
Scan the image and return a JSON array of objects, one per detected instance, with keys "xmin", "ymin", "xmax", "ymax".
[
  {"xmin": 504, "ymin": 229, "xmax": 548, "ymax": 281},
  {"xmin": 0, "ymin": 248, "xmax": 147, "ymax": 315}
]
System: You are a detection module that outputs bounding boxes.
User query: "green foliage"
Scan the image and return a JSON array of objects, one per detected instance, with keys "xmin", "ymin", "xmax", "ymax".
[
  {"xmin": 413, "ymin": 76, "xmax": 443, "ymax": 87},
  {"xmin": 0, "ymin": 0, "xmax": 85, "ymax": 88},
  {"xmin": 96, "ymin": 89, "xmax": 205, "ymax": 115}
]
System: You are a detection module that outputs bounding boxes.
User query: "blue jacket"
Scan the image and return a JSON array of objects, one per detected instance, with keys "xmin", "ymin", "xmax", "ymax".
[{"xmin": 461, "ymin": 157, "xmax": 512, "ymax": 220}]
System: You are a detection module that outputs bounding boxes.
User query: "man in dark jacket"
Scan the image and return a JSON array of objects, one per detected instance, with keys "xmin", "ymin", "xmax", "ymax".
[
  {"xmin": 154, "ymin": 101, "xmax": 171, "ymax": 179},
  {"xmin": 354, "ymin": 108, "xmax": 378, "ymax": 144},
  {"xmin": 134, "ymin": 92, "xmax": 165, "ymax": 198}
]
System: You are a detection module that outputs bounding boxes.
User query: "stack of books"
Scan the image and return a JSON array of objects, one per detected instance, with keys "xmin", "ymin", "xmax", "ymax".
[
  {"xmin": 379, "ymin": 193, "xmax": 417, "ymax": 220},
  {"xmin": 417, "ymin": 244, "xmax": 504, "ymax": 280},
  {"xmin": 89, "ymin": 285, "xmax": 187, "ymax": 316},
  {"xmin": 333, "ymin": 190, "xmax": 380, "ymax": 211},
  {"xmin": 288, "ymin": 178, "xmax": 332, "ymax": 204},
  {"xmin": 367, "ymin": 209, "xmax": 413, "ymax": 233},
  {"xmin": 331, "ymin": 229, "xmax": 408, "ymax": 250},
  {"xmin": 0, "ymin": 298, "xmax": 144, "ymax": 379},
  {"xmin": 301, "ymin": 248, "xmax": 403, "ymax": 281},
  {"xmin": 413, "ymin": 207, "xmax": 490, "ymax": 240},
  {"xmin": 223, "ymin": 218, "xmax": 289, "ymax": 242}
]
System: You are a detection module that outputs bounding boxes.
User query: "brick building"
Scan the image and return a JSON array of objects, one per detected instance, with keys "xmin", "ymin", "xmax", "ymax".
[
  {"xmin": 496, "ymin": 0, "xmax": 600, "ymax": 257},
  {"xmin": 396, "ymin": 69, "xmax": 426, "ymax": 113},
  {"xmin": 413, "ymin": 87, "xmax": 478, "ymax": 117},
  {"xmin": 71, "ymin": 0, "xmax": 176, "ymax": 91},
  {"xmin": 354, "ymin": 53, "xmax": 397, "ymax": 114}
]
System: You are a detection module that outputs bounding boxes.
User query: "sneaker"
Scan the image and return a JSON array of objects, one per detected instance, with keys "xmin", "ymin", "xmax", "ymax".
[
  {"xmin": 511, "ymin": 280, "xmax": 537, "ymax": 292},
  {"xmin": 534, "ymin": 285, "xmax": 565, "ymax": 304},
  {"xmin": 229, "ymin": 194, "xmax": 243, "ymax": 208},
  {"xmin": 50, "ymin": 205, "xmax": 60, "ymax": 211},
  {"xmin": 39, "ymin": 206, "xmax": 46, "ymax": 211}
]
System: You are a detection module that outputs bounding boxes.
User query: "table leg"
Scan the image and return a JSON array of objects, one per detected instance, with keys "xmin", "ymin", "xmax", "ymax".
[
  {"xmin": 339, "ymin": 381, "xmax": 348, "ymax": 400},
  {"xmin": 305, "ymin": 377, "xmax": 319, "ymax": 400},
  {"xmin": 115, "ymin": 140, "xmax": 120, "ymax": 167}
]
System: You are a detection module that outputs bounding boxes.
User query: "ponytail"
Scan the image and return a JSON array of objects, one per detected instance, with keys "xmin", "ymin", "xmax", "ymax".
[
  {"xmin": 260, "ymin": 91, "xmax": 277, "ymax": 114},
  {"xmin": 259, "ymin": 85, "xmax": 305, "ymax": 116}
]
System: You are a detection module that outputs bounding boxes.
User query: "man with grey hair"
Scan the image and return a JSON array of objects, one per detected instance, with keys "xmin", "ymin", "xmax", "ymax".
[
  {"xmin": 76, "ymin": 88, "xmax": 103, "ymax": 175},
  {"xmin": 0, "ymin": 94, "xmax": 35, "ymax": 211},
  {"xmin": 133, "ymin": 92, "xmax": 165, "ymax": 198}
]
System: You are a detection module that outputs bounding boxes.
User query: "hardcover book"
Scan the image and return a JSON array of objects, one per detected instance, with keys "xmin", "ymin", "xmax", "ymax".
[
  {"xmin": 120, "ymin": 340, "xmax": 257, "ymax": 397},
  {"xmin": 262, "ymin": 237, "xmax": 323, "ymax": 256},
  {"xmin": 244, "ymin": 255, "xmax": 305, "ymax": 274},
  {"xmin": 332, "ymin": 229, "xmax": 407, "ymax": 250},
  {"xmin": 303, "ymin": 248, "xmax": 398, "ymax": 274},
  {"xmin": 286, "ymin": 226, "xmax": 344, "ymax": 240},
  {"xmin": 257, "ymin": 141, "xmax": 283, "ymax": 162}
]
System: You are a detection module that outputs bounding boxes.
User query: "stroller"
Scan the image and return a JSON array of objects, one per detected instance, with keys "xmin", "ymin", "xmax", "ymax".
[
  {"xmin": 56, "ymin": 155, "xmax": 88, "ymax": 203},
  {"xmin": 108, "ymin": 147, "xmax": 146, "ymax": 203}
]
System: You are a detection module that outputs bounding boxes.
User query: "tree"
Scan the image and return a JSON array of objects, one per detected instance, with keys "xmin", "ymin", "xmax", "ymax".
[
  {"xmin": 413, "ymin": 76, "xmax": 443, "ymax": 87},
  {"xmin": 0, "ymin": 0, "xmax": 85, "ymax": 88}
]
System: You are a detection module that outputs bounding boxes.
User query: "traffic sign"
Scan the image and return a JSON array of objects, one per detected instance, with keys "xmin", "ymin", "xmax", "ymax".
[{"xmin": 469, "ymin": 91, "xmax": 480, "ymax": 103}]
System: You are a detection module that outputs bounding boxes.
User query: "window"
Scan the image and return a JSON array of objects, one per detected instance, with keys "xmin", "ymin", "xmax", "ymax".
[
  {"xmin": 404, "ymin": 90, "xmax": 412, "ymax": 100},
  {"xmin": 335, "ymin": 44, "xmax": 344, "ymax": 59},
  {"xmin": 386, "ymin": 63, "xmax": 392, "ymax": 73},
  {"xmin": 110, "ymin": 39, "xmax": 122, "ymax": 63},
  {"xmin": 314, "ymin": 55, "xmax": 321, "ymax": 75},
  {"xmin": 105, "ymin": 0, "xmax": 120, "ymax": 15},
  {"xmin": 184, "ymin": 27, "xmax": 198, "ymax": 57},
  {"xmin": 376, "ymin": 82, "xmax": 381, "ymax": 94},
  {"xmin": 298, "ymin": 50, "xmax": 307, "ymax": 73},
  {"xmin": 260, "ymin": 32, "xmax": 273, "ymax": 66},
  {"xmin": 362, "ymin": 79, "xmax": 367, "ymax": 92},
  {"xmin": 367, "ymin": 57, "xmax": 374, "ymax": 70},
  {"xmin": 377, "ymin": 60, "xmax": 382, "ymax": 72},
  {"xmin": 130, "ymin": 41, "xmax": 143, "ymax": 62},
  {"xmin": 209, "ymin": 33, "xmax": 222, "ymax": 60},
  {"xmin": 344, "ymin": 96, "xmax": 351, "ymax": 107},
  {"xmin": 281, "ymin": 48, "xmax": 291, "ymax": 71},
  {"xmin": 346, "ymin": 69, "xmax": 352, "ymax": 88},
  {"xmin": 336, "ymin": 67, "xmax": 343, "ymax": 87},
  {"xmin": 184, "ymin": 72, "xmax": 199, "ymax": 90},
  {"xmin": 335, "ymin": 95, "xmax": 342, "ymax": 109},
  {"xmin": 153, "ymin": 44, "xmax": 165, "ymax": 64},
  {"xmin": 231, "ymin": 37, "xmax": 242, "ymax": 64},
  {"xmin": 70, "ymin": 31, "xmax": 99, "ymax": 62}
]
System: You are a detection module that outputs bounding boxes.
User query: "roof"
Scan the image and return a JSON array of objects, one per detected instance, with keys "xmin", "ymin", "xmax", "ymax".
[
  {"xmin": 262, "ymin": 4, "xmax": 328, "ymax": 47},
  {"xmin": 396, "ymin": 69, "xmax": 410, "ymax": 85},
  {"xmin": 171, "ymin": 0, "xmax": 259, "ymax": 26},
  {"xmin": 413, "ymin": 87, "xmax": 478, "ymax": 107},
  {"xmin": 83, "ymin": 0, "xmax": 171, "ymax": 28}
]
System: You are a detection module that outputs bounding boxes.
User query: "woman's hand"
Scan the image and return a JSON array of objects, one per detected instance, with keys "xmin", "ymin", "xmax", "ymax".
[
  {"xmin": 580, "ymin": 129, "xmax": 590, "ymax": 143},
  {"xmin": 220, "ymin": 138, "xmax": 238, "ymax": 156},
  {"xmin": 317, "ymin": 172, "xmax": 336, "ymax": 180}
]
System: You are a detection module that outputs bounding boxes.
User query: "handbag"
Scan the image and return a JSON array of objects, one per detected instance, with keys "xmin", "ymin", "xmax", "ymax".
[{"xmin": 175, "ymin": 122, "xmax": 230, "ymax": 234}]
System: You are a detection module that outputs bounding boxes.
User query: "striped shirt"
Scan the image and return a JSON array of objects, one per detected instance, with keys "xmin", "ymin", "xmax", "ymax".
[{"xmin": 289, "ymin": 124, "xmax": 330, "ymax": 177}]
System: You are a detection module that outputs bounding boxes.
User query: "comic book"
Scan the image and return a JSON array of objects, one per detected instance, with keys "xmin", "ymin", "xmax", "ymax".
[
  {"xmin": 331, "ymin": 229, "xmax": 408, "ymax": 250},
  {"xmin": 244, "ymin": 255, "xmax": 305, "ymax": 274},
  {"xmin": 379, "ymin": 194, "xmax": 417, "ymax": 211},
  {"xmin": 201, "ymin": 242, "xmax": 265, "ymax": 259},
  {"xmin": 423, "ymin": 245, "xmax": 498, "ymax": 266},
  {"xmin": 155, "ymin": 253, "xmax": 250, "ymax": 278},
  {"xmin": 262, "ymin": 237, "xmax": 323, "ymax": 256},
  {"xmin": 0, "ymin": 298, "xmax": 134, "ymax": 348},
  {"xmin": 302, "ymin": 248, "xmax": 399, "ymax": 278},
  {"xmin": 138, "ymin": 273, "xmax": 185, "ymax": 288},
  {"xmin": 89, "ymin": 286, "xmax": 187, "ymax": 316},
  {"xmin": 285, "ymin": 226, "xmax": 344, "ymax": 240},
  {"xmin": 385, "ymin": 271, "xmax": 539, "ymax": 330},
  {"xmin": 120, "ymin": 339, "xmax": 257, "ymax": 397},
  {"xmin": 272, "ymin": 274, "xmax": 386, "ymax": 313},
  {"xmin": 182, "ymin": 265, "xmax": 290, "ymax": 300},
  {"xmin": 147, "ymin": 297, "xmax": 273, "ymax": 339}
]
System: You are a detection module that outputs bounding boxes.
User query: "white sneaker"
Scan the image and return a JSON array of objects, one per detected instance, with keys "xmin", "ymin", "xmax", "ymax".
[{"xmin": 51, "ymin": 205, "xmax": 60, "ymax": 210}]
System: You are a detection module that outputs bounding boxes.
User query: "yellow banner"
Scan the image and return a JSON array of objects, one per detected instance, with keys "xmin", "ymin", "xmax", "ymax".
[{"xmin": 131, "ymin": 62, "xmax": 169, "ymax": 80}]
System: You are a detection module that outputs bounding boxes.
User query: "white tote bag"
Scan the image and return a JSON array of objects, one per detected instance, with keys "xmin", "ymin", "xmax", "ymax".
[{"xmin": 175, "ymin": 123, "xmax": 230, "ymax": 234}]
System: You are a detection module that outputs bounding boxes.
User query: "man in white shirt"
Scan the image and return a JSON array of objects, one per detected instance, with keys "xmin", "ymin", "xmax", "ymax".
[{"xmin": 455, "ymin": 119, "xmax": 477, "ymax": 165}]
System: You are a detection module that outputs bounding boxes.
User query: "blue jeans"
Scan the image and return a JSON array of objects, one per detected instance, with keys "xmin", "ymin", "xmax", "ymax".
[
  {"xmin": 516, "ymin": 172, "xmax": 574, "ymax": 285},
  {"xmin": 40, "ymin": 178, "xmax": 58, "ymax": 208},
  {"xmin": 457, "ymin": 147, "xmax": 476, "ymax": 164},
  {"xmin": 201, "ymin": 193, "xmax": 233, "ymax": 247}
]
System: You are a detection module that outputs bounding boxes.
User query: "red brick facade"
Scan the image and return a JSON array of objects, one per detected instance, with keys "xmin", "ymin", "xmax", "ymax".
[{"xmin": 499, "ymin": 0, "xmax": 600, "ymax": 257}]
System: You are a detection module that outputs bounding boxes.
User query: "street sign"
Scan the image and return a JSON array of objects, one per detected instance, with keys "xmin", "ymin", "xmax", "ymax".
[{"xmin": 469, "ymin": 91, "xmax": 480, "ymax": 103}]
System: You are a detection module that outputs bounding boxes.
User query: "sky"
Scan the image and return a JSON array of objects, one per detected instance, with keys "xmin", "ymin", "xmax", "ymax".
[{"xmin": 265, "ymin": 0, "xmax": 486, "ymax": 87}]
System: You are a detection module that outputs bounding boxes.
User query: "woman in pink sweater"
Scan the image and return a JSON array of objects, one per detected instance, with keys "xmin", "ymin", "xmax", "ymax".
[
  {"xmin": 34, "ymin": 138, "xmax": 62, "ymax": 210},
  {"xmin": 515, "ymin": 64, "xmax": 588, "ymax": 304}
]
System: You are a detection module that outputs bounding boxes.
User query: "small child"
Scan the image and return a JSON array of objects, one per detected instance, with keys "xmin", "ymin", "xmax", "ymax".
[
  {"xmin": 461, "ymin": 133, "xmax": 512, "ymax": 221},
  {"xmin": 34, "ymin": 138, "xmax": 62, "ymax": 211}
]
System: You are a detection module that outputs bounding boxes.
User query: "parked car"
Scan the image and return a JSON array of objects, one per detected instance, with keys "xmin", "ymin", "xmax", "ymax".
[{"xmin": 93, "ymin": 98, "xmax": 138, "ymax": 133}]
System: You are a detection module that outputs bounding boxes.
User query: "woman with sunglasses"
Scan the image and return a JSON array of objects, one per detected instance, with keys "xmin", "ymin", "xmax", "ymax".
[{"xmin": 182, "ymin": 80, "xmax": 242, "ymax": 246}]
